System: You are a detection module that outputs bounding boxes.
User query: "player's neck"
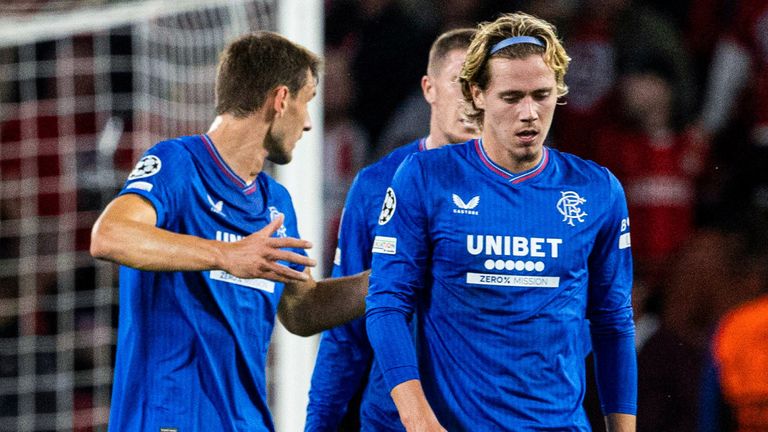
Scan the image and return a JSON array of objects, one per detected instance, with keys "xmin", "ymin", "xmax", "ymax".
[
  {"xmin": 424, "ymin": 135, "xmax": 436, "ymax": 150},
  {"xmin": 481, "ymin": 136, "xmax": 542, "ymax": 174},
  {"xmin": 206, "ymin": 114, "xmax": 269, "ymax": 184},
  {"xmin": 424, "ymin": 132, "xmax": 448, "ymax": 150}
]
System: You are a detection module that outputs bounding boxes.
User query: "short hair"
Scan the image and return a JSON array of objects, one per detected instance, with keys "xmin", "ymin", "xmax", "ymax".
[
  {"xmin": 215, "ymin": 31, "xmax": 321, "ymax": 117},
  {"xmin": 459, "ymin": 12, "xmax": 570, "ymax": 126},
  {"xmin": 426, "ymin": 28, "xmax": 476, "ymax": 77}
]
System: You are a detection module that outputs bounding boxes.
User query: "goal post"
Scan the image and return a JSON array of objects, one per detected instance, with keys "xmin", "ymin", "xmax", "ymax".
[
  {"xmin": 0, "ymin": 1, "xmax": 324, "ymax": 430},
  {"xmin": 272, "ymin": 2, "xmax": 325, "ymax": 430}
]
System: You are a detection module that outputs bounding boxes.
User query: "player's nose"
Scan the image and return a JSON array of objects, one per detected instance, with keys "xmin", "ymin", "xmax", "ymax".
[{"xmin": 520, "ymin": 97, "xmax": 538, "ymax": 122}]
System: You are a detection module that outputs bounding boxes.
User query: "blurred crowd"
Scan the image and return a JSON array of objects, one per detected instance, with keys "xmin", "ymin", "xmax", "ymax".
[{"xmin": 320, "ymin": 0, "xmax": 768, "ymax": 431}]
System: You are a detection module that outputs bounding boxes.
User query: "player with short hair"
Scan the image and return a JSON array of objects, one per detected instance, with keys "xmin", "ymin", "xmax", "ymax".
[
  {"xmin": 366, "ymin": 12, "xmax": 637, "ymax": 431},
  {"xmin": 305, "ymin": 28, "xmax": 479, "ymax": 431},
  {"xmin": 90, "ymin": 31, "xmax": 368, "ymax": 431}
]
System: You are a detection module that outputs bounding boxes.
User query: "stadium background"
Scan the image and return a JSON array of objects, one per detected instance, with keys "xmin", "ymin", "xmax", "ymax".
[{"xmin": 1, "ymin": 0, "xmax": 767, "ymax": 431}]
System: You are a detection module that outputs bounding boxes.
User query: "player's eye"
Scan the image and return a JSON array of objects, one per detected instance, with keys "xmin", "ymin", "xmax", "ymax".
[
  {"xmin": 533, "ymin": 91, "xmax": 551, "ymax": 101},
  {"xmin": 502, "ymin": 96, "xmax": 521, "ymax": 104}
]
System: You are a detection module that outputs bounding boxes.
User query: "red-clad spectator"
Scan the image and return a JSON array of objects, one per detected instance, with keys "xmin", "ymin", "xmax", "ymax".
[
  {"xmin": 594, "ymin": 58, "xmax": 708, "ymax": 289},
  {"xmin": 552, "ymin": 0, "xmax": 695, "ymax": 161},
  {"xmin": 697, "ymin": 0, "xmax": 768, "ymax": 148},
  {"xmin": 693, "ymin": 0, "xmax": 768, "ymax": 212}
]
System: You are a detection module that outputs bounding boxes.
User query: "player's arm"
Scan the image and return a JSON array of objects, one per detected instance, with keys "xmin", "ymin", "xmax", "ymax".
[
  {"xmin": 306, "ymin": 318, "xmax": 372, "ymax": 431},
  {"xmin": 391, "ymin": 380, "xmax": 446, "ymax": 432},
  {"xmin": 306, "ymin": 172, "xmax": 377, "ymax": 430},
  {"xmin": 605, "ymin": 414, "xmax": 636, "ymax": 432},
  {"xmin": 90, "ymin": 193, "xmax": 315, "ymax": 282},
  {"xmin": 365, "ymin": 155, "xmax": 444, "ymax": 430},
  {"xmin": 277, "ymin": 269, "xmax": 369, "ymax": 337},
  {"xmin": 588, "ymin": 171, "xmax": 637, "ymax": 431}
]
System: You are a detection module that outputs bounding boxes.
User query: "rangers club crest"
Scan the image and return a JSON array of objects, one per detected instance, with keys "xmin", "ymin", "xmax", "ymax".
[
  {"xmin": 268, "ymin": 206, "xmax": 288, "ymax": 238},
  {"xmin": 556, "ymin": 191, "xmax": 587, "ymax": 226}
]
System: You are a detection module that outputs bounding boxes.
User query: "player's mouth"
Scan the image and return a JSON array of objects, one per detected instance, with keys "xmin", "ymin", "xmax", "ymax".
[{"xmin": 516, "ymin": 129, "xmax": 538, "ymax": 143}]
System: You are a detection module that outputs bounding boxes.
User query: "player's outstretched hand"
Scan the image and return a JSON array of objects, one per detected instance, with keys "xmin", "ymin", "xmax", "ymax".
[{"xmin": 219, "ymin": 214, "xmax": 316, "ymax": 282}]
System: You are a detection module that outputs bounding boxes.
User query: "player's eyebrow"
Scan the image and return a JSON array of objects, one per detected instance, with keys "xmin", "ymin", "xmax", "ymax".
[
  {"xmin": 498, "ymin": 87, "xmax": 552, "ymax": 98},
  {"xmin": 498, "ymin": 90, "xmax": 525, "ymax": 98}
]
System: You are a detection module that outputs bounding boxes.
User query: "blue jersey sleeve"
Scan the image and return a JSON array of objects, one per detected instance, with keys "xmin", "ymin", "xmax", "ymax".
[
  {"xmin": 272, "ymin": 185, "xmax": 307, "ymax": 273},
  {"xmin": 587, "ymin": 170, "xmax": 637, "ymax": 415},
  {"xmin": 306, "ymin": 173, "xmax": 375, "ymax": 431},
  {"xmin": 117, "ymin": 141, "xmax": 189, "ymax": 227},
  {"xmin": 332, "ymin": 171, "xmax": 375, "ymax": 277},
  {"xmin": 366, "ymin": 154, "xmax": 430, "ymax": 391}
]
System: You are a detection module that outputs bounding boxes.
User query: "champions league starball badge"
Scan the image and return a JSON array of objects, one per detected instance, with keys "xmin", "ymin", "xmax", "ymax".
[
  {"xmin": 128, "ymin": 155, "xmax": 162, "ymax": 180},
  {"xmin": 378, "ymin": 187, "xmax": 397, "ymax": 225}
]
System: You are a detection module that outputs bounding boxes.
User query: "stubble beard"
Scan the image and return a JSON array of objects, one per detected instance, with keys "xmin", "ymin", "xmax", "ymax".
[{"xmin": 264, "ymin": 134, "xmax": 292, "ymax": 165}]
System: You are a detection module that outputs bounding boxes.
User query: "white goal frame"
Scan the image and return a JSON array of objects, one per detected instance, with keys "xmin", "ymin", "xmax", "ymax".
[{"xmin": 0, "ymin": 1, "xmax": 324, "ymax": 430}]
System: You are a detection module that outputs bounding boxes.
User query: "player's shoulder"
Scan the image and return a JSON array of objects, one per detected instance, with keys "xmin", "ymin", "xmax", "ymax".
[
  {"xmin": 385, "ymin": 140, "xmax": 473, "ymax": 187},
  {"xmin": 356, "ymin": 139, "xmax": 422, "ymax": 185},
  {"xmin": 550, "ymin": 147, "xmax": 619, "ymax": 188},
  {"xmin": 365, "ymin": 139, "xmax": 422, "ymax": 175},
  {"xmin": 149, "ymin": 134, "xmax": 198, "ymax": 153},
  {"xmin": 144, "ymin": 135, "xmax": 198, "ymax": 164},
  {"xmin": 406, "ymin": 139, "xmax": 472, "ymax": 167},
  {"xmin": 128, "ymin": 135, "xmax": 197, "ymax": 182}
]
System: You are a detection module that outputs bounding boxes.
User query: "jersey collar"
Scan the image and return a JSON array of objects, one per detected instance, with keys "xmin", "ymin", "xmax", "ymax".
[
  {"xmin": 473, "ymin": 138, "xmax": 550, "ymax": 184},
  {"xmin": 418, "ymin": 137, "xmax": 427, "ymax": 152},
  {"xmin": 200, "ymin": 134, "xmax": 259, "ymax": 195}
]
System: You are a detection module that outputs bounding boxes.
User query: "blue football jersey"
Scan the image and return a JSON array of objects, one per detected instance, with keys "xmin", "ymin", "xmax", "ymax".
[
  {"xmin": 306, "ymin": 138, "xmax": 425, "ymax": 432},
  {"xmin": 109, "ymin": 134, "xmax": 305, "ymax": 431},
  {"xmin": 366, "ymin": 139, "xmax": 636, "ymax": 431}
]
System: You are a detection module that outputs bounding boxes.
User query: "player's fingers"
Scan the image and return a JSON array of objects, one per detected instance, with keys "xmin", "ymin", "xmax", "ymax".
[
  {"xmin": 267, "ymin": 263, "xmax": 309, "ymax": 282},
  {"xmin": 269, "ymin": 249, "xmax": 317, "ymax": 267},
  {"xmin": 267, "ymin": 236, "xmax": 313, "ymax": 250},
  {"xmin": 258, "ymin": 270, "xmax": 293, "ymax": 284},
  {"xmin": 257, "ymin": 214, "xmax": 284, "ymax": 237}
]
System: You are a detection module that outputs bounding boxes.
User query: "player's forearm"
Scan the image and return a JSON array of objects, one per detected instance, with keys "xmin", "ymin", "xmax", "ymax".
[
  {"xmin": 391, "ymin": 380, "xmax": 445, "ymax": 431},
  {"xmin": 91, "ymin": 216, "xmax": 222, "ymax": 271},
  {"xmin": 279, "ymin": 270, "xmax": 369, "ymax": 336},
  {"xmin": 307, "ymin": 323, "xmax": 373, "ymax": 430},
  {"xmin": 605, "ymin": 413, "xmax": 636, "ymax": 432},
  {"xmin": 591, "ymin": 314, "xmax": 637, "ymax": 416}
]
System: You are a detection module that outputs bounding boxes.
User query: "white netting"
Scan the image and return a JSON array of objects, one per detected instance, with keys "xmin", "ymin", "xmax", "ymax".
[{"xmin": 0, "ymin": 1, "xmax": 276, "ymax": 430}]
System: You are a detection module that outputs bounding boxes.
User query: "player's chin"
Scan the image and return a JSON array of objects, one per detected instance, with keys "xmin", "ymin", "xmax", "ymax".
[
  {"xmin": 515, "ymin": 135, "xmax": 544, "ymax": 150},
  {"xmin": 512, "ymin": 140, "xmax": 542, "ymax": 160},
  {"xmin": 267, "ymin": 149, "xmax": 293, "ymax": 165}
]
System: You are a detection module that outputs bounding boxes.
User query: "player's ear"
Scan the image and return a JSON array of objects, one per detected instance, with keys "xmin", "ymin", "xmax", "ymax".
[
  {"xmin": 272, "ymin": 85, "xmax": 289, "ymax": 117},
  {"xmin": 470, "ymin": 84, "xmax": 485, "ymax": 110},
  {"xmin": 421, "ymin": 75, "xmax": 435, "ymax": 104}
]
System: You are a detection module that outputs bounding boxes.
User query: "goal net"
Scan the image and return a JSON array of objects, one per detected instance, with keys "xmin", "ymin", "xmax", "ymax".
[{"xmin": 0, "ymin": 1, "xmax": 279, "ymax": 430}]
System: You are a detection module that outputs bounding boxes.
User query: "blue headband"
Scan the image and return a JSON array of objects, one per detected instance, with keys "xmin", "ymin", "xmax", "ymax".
[{"xmin": 489, "ymin": 36, "xmax": 545, "ymax": 54}]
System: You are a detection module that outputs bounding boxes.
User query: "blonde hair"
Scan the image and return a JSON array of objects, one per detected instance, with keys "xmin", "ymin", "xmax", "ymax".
[{"xmin": 459, "ymin": 12, "xmax": 570, "ymax": 127}]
